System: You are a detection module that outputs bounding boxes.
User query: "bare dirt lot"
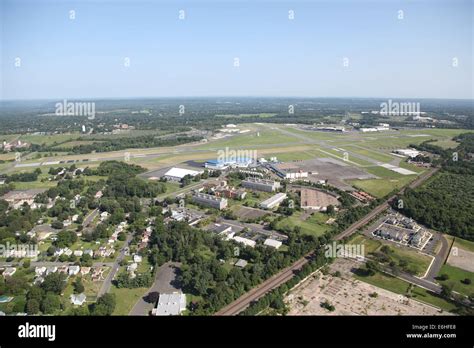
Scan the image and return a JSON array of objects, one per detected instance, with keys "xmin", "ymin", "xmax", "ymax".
[
  {"xmin": 286, "ymin": 258, "xmax": 446, "ymax": 316},
  {"xmin": 447, "ymin": 247, "xmax": 474, "ymax": 273}
]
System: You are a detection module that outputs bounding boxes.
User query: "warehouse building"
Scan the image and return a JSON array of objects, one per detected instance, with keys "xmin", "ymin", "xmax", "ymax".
[
  {"xmin": 268, "ymin": 163, "xmax": 310, "ymax": 180},
  {"xmin": 263, "ymin": 238, "xmax": 283, "ymax": 249},
  {"xmin": 151, "ymin": 292, "xmax": 187, "ymax": 316},
  {"xmin": 393, "ymin": 149, "xmax": 421, "ymax": 158},
  {"xmin": 232, "ymin": 236, "xmax": 256, "ymax": 248},
  {"xmin": 241, "ymin": 177, "xmax": 280, "ymax": 192},
  {"xmin": 192, "ymin": 193, "xmax": 228, "ymax": 210},
  {"xmin": 163, "ymin": 167, "xmax": 203, "ymax": 182},
  {"xmin": 260, "ymin": 193, "xmax": 287, "ymax": 209}
]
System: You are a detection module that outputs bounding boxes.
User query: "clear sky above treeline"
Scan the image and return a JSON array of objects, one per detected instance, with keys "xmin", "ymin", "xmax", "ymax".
[{"xmin": 1, "ymin": 0, "xmax": 472, "ymax": 100}]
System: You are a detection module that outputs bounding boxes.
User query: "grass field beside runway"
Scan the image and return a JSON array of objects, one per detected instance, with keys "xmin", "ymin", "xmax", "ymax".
[
  {"xmin": 197, "ymin": 129, "xmax": 303, "ymax": 150},
  {"xmin": 348, "ymin": 165, "xmax": 418, "ymax": 197},
  {"xmin": 311, "ymin": 148, "xmax": 373, "ymax": 166},
  {"xmin": 342, "ymin": 145, "xmax": 396, "ymax": 163},
  {"xmin": 437, "ymin": 264, "xmax": 474, "ymax": 297},
  {"xmin": 348, "ymin": 176, "xmax": 416, "ymax": 198}
]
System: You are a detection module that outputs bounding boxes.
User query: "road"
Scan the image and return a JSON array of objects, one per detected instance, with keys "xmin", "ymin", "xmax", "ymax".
[
  {"xmin": 379, "ymin": 264, "xmax": 442, "ymax": 294},
  {"xmin": 97, "ymin": 233, "xmax": 133, "ymax": 297},
  {"xmin": 219, "ymin": 218, "xmax": 288, "ymax": 241},
  {"xmin": 215, "ymin": 167, "xmax": 439, "ymax": 315},
  {"xmin": 83, "ymin": 208, "xmax": 99, "ymax": 228},
  {"xmin": 0, "ymin": 261, "xmax": 113, "ymax": 267},
  {"xmin": 423, "ymin": 232, "xmax": 450, "ymax": 282}
]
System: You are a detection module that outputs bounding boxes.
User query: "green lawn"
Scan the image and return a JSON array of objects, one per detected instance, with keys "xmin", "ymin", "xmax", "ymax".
[
  {"xmin": 437, "ymin": 264, "xmax": 474, "ymax": 297},
  {"xmin": 453, "ymin": 237, "xmax": 474, "ymax": 253},
  {"xmin": 110, "ymin": 286, "xmax": 149, "ymax": 315},
  {"xmin": 162, "ymin": 181, "xmax": 182, "ymax": 194},
  {"xmin": 398, "ymin": 160, "xmax": 426, "ymax": 174},
  {"xmin": 347, "ymin": 234, "xmax": 382, "ymax": 254},
  {"xmin": 236, "ymin": 191, "xmax": 273, "ymax": 208},
  {"xmin": 354, "ymin": 270, "xmax": 410, "ymax": 294},
  {"xmin": 198, "ymin": 129, "xmax": 302, "ymax": 149},
  {"xmin": 275, "ymin": 211, "xmax": 331, "ymax": 237},
  {"xmin": 52, "ymin": 140, "xmax": 101, "ymax": 149},
  {"xmin": 266, "ymin": 151, "xmax": 315, "ymax": 162},
  {"xmin": 314, "ymin": 148, "xmax": 373, "ymax": 166},
  {"xmin": 351, "ymin": 234, "xmax": 432, "ymax": 277},
  {"xmin": 431, "ymin": 139, "xmax": 459, "ymax": 149},
  {"xmin": 19, "ymin": 133, "xmax": 81, "ymax": 146},
  {"xmin": 410, "ymin": 287, "xmax": 458, "ymax": 312},
  {"xmin": 354, "ymin": 270, "xmax": 457, "ymax": 312},
  {"xmin": 344, "ymin": 145, "xmax": 396, "ymax": 163},
  {"xmin": 10, "ymin": 180, "xmax": 56, "ymax": 190},
  {"xmin": 349, "ymin": 175, "xmax": 416, "ymax": 198},
  {"xmin": 384, "ymin": 246, "xmax": 432, "ymax": 277}
]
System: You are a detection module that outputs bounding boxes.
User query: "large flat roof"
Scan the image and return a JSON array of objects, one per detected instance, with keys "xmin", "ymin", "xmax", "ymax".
[
  {"xmin": 164, "ymin": 167, "xmax": 202, "ymax": 179},
  {"xmin": 153, "ymin": 293, "xmax": 186, "ymax": 316}
]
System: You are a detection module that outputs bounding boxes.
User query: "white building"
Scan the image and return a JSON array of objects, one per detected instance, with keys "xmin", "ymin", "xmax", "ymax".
[
  {"xmin": 234, "ymin": 259, "xmax": 248, "ymax": 268},
  {"xmin": 264, "ymin": 238, "xmax": 283, "ymax": 249},
  {"xmin": 68, "ymin": 265, "xmax": 80, "ymax": 276},
  {"xmin": 151, "ymin": 293, "xmax": 187, "ymax": 316},
  {"xmin": 260, "ymin": 193, "xmax": 287, "ymax": 210},
  {"xmin": 232, "ymin": 236, "xmax": 256, "ymax": 248},
  {"xmin": 393, "ymin": 149, "xmax": 421, "ymax": 158},
  {"xmin": 164, "ymin": 167, "xmax": 203, "ymax": 182},
  {"xmin": 70, "ymin": 293, "xmax": 87, "ymax": 306},
  {"xmin": 241, "ymin": 178, "xmax": 280, "ymax": 192},
  {"xmin": 192, "ymin": 193, "xmax": 228, "ymax": 210}
]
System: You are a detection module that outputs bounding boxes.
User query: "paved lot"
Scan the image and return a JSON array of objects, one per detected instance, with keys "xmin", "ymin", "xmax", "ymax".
[
  {"xmin": 233, "ymin": 206, "xmax": 269, "ymax": 220},
  {"xmin": 447, "ymin": 246, "xmax": 474, "ymax": 273},
  {"xmin": 129, "ymin": 262, "xmax": 181, "ymax": 316}
]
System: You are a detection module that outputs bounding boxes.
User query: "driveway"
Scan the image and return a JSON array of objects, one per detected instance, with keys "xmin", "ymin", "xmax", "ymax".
[{"xmin": 129, "ymin": 261, "xmax": 181, "ymax": 316}]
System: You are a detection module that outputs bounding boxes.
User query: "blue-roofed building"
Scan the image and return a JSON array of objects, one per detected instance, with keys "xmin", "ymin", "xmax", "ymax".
[{"xmin": 204, "ymin": 157, "xmax": 253, "ymax": 170}]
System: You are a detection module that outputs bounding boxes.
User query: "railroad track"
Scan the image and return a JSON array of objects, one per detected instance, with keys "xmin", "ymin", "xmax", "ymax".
[{"xmin": 215, "ymin": 167, "xmax": 439, "ymax": 316}]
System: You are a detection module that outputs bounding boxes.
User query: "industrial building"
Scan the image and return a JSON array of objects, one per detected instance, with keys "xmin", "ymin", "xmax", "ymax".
[
  {"xmin": 192, "ymin": 193, "xmax": 228, "ymax": 210},
  {"xmin": 268, "ymin": 163, "xmax": 310, "ymax": 180},
  {"xmin": 232, "ymin": 236, "xmax": 256, "ymax": 248},
  {"xmin": 241, "ymin": 177, "xmax": 280, "ymax": 192},
  {"xmin": 164, "ymin": 167, "xmax": 203, "ymax": 181},
  {"xmin": 205, "ymin": 156, "xmax": 254, "ymax": 170},
  {"xmin": 260, "ymin": 192, "xmax": 287, "ymax": 209},
  {"xmin": 393, "ymin": 149, "xmax": 421, "ymax": 158},
  {"xmin": 263, "ymin": 238, "xmax": 283, "ymax": 249},
  {"xmin": 151, "ymin": 292, "xmax": 187, "ymax": 316}
]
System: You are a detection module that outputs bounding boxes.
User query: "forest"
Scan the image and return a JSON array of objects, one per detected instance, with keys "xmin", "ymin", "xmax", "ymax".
[{"xmin": 396, "ymin": 133, "xmax": 474, "ymax": 241}]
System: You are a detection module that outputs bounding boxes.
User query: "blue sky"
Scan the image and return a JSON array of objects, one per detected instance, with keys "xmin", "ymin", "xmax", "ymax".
[{"xmin": 1, "ymin": 0, "xmax": 472, "ymax": 100}]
